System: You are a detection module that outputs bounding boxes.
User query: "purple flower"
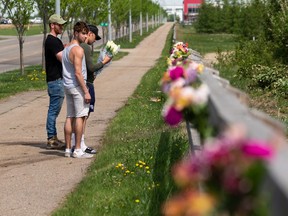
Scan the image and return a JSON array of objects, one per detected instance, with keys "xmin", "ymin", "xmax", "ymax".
[
  {"xmin": 164, "ymin": 106, "xmax": 183, "ymax": 126},
  {"xmin": 169, "ymin": 66, "xmax": 184, "ymax": 80},
  {"xmin": 185, "ymin": 67, "xmax": 197, "ymax": 84}
]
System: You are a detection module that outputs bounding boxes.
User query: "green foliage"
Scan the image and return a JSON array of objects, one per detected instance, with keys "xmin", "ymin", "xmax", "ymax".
[
  {"xmin": 251, "ymin": 64, "xmax": 288, "ymax": 98},
  {"xmin": 195, "ymin": 0, "xmax": 267, "ymax": 39},
  {"xmin": 233, "ymin": 38, "xmax": 275, "ymax": 79}
]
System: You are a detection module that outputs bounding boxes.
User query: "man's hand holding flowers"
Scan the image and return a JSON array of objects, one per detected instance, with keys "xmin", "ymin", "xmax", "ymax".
[{"xmin": 95, "ymin": 40, "xmax": 120, "ymax": 76}]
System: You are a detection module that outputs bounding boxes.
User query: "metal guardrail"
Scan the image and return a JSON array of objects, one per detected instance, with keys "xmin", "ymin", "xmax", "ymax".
[
  {"xmin": 172, "ymin": 25, "xmax": 288, "ymax": 215},
  {"xmin": 188, "ymin": 50, "xmax": 288, "ymax": 216}
]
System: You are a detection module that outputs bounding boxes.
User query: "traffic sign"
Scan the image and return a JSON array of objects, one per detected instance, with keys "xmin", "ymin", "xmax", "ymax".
[{"xmin": 100, "ymin": 22, "xmax": 108, "ymax": 27}]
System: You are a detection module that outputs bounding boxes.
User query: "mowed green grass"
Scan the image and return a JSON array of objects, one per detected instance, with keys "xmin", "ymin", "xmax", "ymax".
[
  {"xmin": 0, "ymin": 24, "xmax": 43, "ymax": 36},
  {"xmin": 176, "ymin": 24, "xmax": 237, "ymax": 54}
]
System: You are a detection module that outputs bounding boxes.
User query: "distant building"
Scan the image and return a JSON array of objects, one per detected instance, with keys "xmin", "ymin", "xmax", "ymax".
[
  {"xmin": 162, "ymin": 4, "xmax": 184, "ymax": 22},
  {"xmin": 159, "ymin": 0, "xmax": 205, "ymax": 23},
  {"xmin": 183, "ymin": 0, "xmax": 203, "ymax": 23}
]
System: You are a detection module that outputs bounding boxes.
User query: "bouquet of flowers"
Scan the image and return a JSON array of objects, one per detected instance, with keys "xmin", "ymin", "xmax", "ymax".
[
  {"xmin": 168, "ymin": 42, "xmax": 192, "ymax": 66},
  {"xmin": 95, "ymin": 40, "xmax": 120, "ymax": 76},
  {"xmin": 163, "ymin": 124, "xmax": 275, "ymax": 216}
]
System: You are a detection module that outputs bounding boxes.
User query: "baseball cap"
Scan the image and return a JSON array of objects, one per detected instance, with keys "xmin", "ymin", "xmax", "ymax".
[
  {"xmin": 88, "ymin": 24, "xmax": 101, "ymax": 40},
  {"xmin": 48, "ymin": 14, "xmax": 67, "ymax": 25}
]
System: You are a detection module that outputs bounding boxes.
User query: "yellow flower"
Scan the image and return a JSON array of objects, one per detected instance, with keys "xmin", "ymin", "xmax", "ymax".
[
  {"xmin": 145, "ymin": 166, "xmax": 149, "ymax": 169},
  {"xmin": 135, "ymin": 199, "xmax": 140, "ymax": 203},
  {"xmin": 197, "ymin": 64, "xmax": 204, "ymax": 73}
]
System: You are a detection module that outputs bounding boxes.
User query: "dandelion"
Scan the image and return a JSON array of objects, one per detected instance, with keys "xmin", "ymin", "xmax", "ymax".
[{"xmin": 135, "ymin": 199, "xmax": 140, "ymax": 203}]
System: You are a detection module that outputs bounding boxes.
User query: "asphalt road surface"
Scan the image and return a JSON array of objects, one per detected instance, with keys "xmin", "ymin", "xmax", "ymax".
[{"xmin": 0, "ymin": 32, "xmax": 104, "ymax": 74}]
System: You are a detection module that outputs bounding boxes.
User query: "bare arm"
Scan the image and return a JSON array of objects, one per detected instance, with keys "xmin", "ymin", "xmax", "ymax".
[{"xmin": 56, "ymin": 51, "xmax": 63, "ymax": 62}]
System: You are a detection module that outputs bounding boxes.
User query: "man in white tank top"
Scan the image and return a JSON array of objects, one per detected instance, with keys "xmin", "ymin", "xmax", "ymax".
[{"xmin": 62, "ymin": 21, "xmax": 93, "ymax": 158}]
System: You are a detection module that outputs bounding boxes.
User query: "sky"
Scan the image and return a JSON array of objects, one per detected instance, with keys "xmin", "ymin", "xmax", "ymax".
[{"xmin": 154, "ymin": 0, "xmax": 183, "ymax": 6}]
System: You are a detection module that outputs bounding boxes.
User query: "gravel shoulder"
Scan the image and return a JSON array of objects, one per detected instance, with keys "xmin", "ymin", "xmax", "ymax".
[{"xmin": 0, "ymin": 22, "xmax": 173, "ymax": 216}]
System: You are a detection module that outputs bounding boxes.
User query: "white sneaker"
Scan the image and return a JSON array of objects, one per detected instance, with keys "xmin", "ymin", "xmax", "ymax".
[
  {"xmin": 72, "ymin": 150, "xmax": 94, "ymax": 159},
  {"xmin": 64, "ymin": 149, "xmax": 72, "ymax": 158}
]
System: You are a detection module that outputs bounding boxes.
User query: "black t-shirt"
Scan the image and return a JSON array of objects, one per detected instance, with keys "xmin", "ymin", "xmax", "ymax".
[{"xmin": 45, "ymin": 34, "xmax": 64, "ymax": 82}]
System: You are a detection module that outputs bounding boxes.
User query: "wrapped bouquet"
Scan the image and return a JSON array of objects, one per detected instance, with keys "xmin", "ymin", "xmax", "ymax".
[{"xmin": 95, "ymin": 40, "xmax": 120, "ymax": 76}]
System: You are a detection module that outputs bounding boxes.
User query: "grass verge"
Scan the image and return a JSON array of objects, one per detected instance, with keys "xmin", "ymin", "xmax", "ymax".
[
  {"xmin": 52, "ymin": 26, "xmax": 189, "ymax": 216},
  {"xmin": 176, "ymin": 24, "xmax": 237, "ymax": 55},
  {"xmin": 0, "ymin": 24, "xmax": 44, "ymax": 36}
]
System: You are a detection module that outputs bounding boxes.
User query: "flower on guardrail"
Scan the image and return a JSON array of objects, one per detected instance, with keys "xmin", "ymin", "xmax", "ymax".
[
  {"xmin": 160, "ymin": 62, "xmax": 207, "ymax": 122},
  {"xmin": 162, "ymin": 124, "xmax": 275, "ymax": 216},
  {"xmin": 168, "ymin": 42, "xmax": 192, "ymax": 66},
  {"xmin": 161, "ymin": 62, "xmax": 204, "ymax": 94},
  {"xmin": 161, "ymin": 42, "xmax": 212, "ymax": 140}
]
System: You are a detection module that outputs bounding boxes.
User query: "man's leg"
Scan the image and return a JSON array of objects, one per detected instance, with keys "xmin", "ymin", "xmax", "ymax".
[
  {"xmin": 64, "ymin": 117, "xmax": 73, "ymax": 150},
  {"xmin": 80, "ymin": 82, "xmax": 97, "ymax": 154},
  {"xmin": 71, "ymin": 86, "xmax": 93, "ymax": 159},
  {"xmin": 74, "ymin": 117, "xmax": 85, "ymax": 150},
  {"xmin": 46, "ymin": 80, "xmax": 65, "ymax": 149}
]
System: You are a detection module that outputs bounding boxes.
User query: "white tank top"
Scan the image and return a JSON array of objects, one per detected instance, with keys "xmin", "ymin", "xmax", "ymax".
[{"xmin": 62, "ymin": 43, "xmax": 87, "ymax": 89}]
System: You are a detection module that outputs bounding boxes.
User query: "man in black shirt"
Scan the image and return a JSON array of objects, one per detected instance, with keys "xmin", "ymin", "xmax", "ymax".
[{"xmin": 45, "ymin": 14, "xmax": 67, "ymax": 149}]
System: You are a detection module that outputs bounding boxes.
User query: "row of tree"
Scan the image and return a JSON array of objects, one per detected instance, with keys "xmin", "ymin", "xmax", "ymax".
[
  {"xmin": 195, "ymin": 0, "xmax": 288, "ymax": 99},
  {"xmin": 0, "ymin": 0, "xmax": 166, "ymax": 74}
]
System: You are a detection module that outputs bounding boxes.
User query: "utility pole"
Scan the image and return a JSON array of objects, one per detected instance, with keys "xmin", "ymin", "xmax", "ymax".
[
  {"xmin": 55, "ymin": 0, "xmax": 60, "ymax": 15},
  {"xmin": 108, "ymin": 0, "xmax": 112, "ymax": 40},
  {"xmin": 129, "ymin": 0, "xmax": 132, "ymax": 42},
  {"xmin": 140, "ymin": 0, "xmax": 142, "ymax": 36}
]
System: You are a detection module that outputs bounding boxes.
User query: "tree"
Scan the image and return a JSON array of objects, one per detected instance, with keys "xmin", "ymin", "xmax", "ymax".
[
  {"xmin": 2, "ymin": 0, "xmax": 34, "ymax": 75},
  {"xmin": 35, "ymin": 0, "xmax": 54, "ymax": 71}
]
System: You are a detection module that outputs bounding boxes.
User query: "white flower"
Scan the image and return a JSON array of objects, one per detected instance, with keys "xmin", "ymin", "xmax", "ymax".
[
  {"xmin": 106, "ymin": 40, "xmax": 120, "ymax": 56},
  {"xmin": 193, "ymin": 84, "xmax": 210, "ymax": 105}
]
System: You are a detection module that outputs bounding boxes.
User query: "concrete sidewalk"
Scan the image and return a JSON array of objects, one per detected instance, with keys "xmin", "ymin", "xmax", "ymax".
[{"xmin": 0, "ymin": 22, "xmax": 173, "ymax": 216}]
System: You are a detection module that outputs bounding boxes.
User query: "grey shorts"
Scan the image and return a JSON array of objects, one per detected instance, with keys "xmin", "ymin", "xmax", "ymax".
[{"xmin": 64, "ymin": 86, "xmax": 89, "ymax": 118}]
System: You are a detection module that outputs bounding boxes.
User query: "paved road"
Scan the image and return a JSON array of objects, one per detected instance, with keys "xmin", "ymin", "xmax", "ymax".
[
  {"xmin": 0, "ymin": 32, "xmax": 103, "ymax": 74},
  {"xmin": 0, "ymin": 22, "xmax": 173, "ymax": 216}
]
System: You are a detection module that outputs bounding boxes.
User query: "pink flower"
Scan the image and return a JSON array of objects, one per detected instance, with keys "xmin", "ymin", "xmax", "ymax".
[
  {"xmin": 164, "ymin": 106, "xmax": 183, "ymax": 126},
  {"xmin": 242, "ymin": 140, "xmax": 274, "ymax": 160},
  {"xmin": 169, "ymin": 66, "xmax": 184, "ymax": 80}
]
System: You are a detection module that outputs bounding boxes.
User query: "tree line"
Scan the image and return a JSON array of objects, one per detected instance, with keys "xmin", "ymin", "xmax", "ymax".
[
  {"xmin": 0, "ymin": 0, "xmax": 165, "ymax": 75},
  {"xmin": 195, "ymin": 0, "xmax": 288, "ymax": 100}
]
